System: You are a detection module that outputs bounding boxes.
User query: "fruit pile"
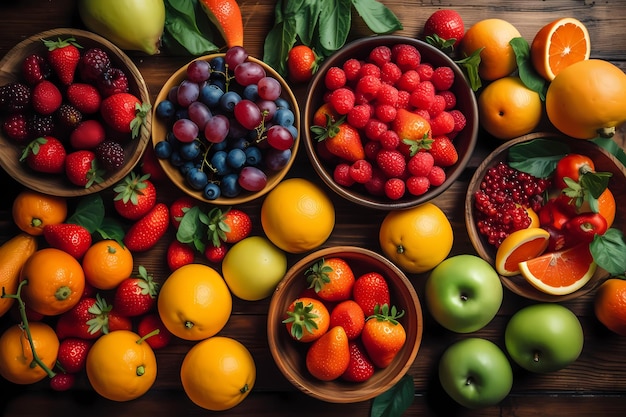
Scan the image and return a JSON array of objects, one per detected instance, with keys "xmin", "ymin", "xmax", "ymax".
[
  {"xmin": 310, "ymin": 42, "xmax": 468, "ymax": 200},
  {"xmin": 283, "ymin": 257, "xmax": 407, "ymax": 382},
  {"xmin": 0, "ymin": 37, "xmax": 150, "ymax": 187},
  {"xmin": 153, "ymin": 46, "xmax": 298, "ymax": 200}
]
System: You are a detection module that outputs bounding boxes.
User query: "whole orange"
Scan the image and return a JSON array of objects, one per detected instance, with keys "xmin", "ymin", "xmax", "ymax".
[
  {"xmin": 461, "ymin": 18, "xmax": 521, "ymax": 81},
  {"xmin": 11, "ymin": 190, "xmax": 67, "ymax": 236},
  {"xmin": 20, "ymin": 247, "xmax": 85, "ymax": 316},
  {"xmin": 82, "ymin": 239, "xmax": 134, "ymax": 290},
  {"xmin": 594, "ymin": 278, "xmax": 626, "ymax": 336}
]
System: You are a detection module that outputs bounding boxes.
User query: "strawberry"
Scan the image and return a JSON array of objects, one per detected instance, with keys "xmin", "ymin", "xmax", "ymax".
[
  {"xmin": 113, "ymin": 265, "xmax": 159, "ymax": 317},
  {"xmin": 100, "ymin": 92, "xmax": 151, "ymax": 138},
  {"xmin": 31, "ymin": 80, "xmax": 62, "ymax": 115},
  {"xmin": 65, "ymin": 150, "xmax": 104, "ymax": 187},
  {"xmin": 305, "ymin": 326, "xmax": 350, "ymax": 381},
  {"xmin": 137, "ymin": 313, "xmax": 173, "ymax": 350},
  {"xmin": 206, "ymin": 207, "xmax": 252, "ymax": 247},
  {"xmin": 43, "ymin": 223, "xmax": 92, "ymax": 259},
  {"xmin": 430, "ymin": 135, "xmax": 458, "ymax": 167},
  {"xmin": 66, "ymin": 83, "xmax": 102, "ymax": 115},
  {"xmin": 204, "ymin": 243, "xmax": 228, "ymax": 264},
  {"xmin": 284, "ymin": 297, "xmax": 330, "ymax": 343},
  {"xmin": 287, "ymin": 45, "xmax": 318, "ymax": 83},
  {"xmin": 55, "ymin": 294, "xmax": 132, "ymax": 340},
  {"xmin": 306, "ymin": 257, "xmax": 355, "ymax": 302},
  {"xmin": 20, "ymin": 136, "xmax": 66, "ymax": 174},
  {"xmin": 329, "ymin": 300, "xmax": 365, "ymax": 340},
  {"xmin": 311, "ymin": 119, "xmax": 365, "ymax": 163},
  {"xmin": 167, "ymin": 239, "xmax": 195, "ymax": 271},
  {"xmin": 49, "ymin": 373, "xmax": 76, "ymax": 392},
  {"xmin": 393, "ymin": 108, "xmax": 432, "ymax": 143},
  {"xmin": 341, "ymin": 340, "xmax": 375, "ymax": 382},
  {"xmin": 56, "ymin": 338, "xmax": 92, "ymax": 373},
  {"xmin": 361, "ymin": 304, "xmax": 407, "ymax": 368},
  {"xmin": 352, "ymin": 272, "xmax": 391, "ymax": 317},
  {"xmin": 169, "ymin": 195, "xmax": 196, "ymax": 229},
  {"xmin": 123, "ymin": 203, "xmax": 170, "ymax": 252},
  {"xmin": 113, "ymin": 172, "xmax": 157, "ymax": 220},
  {"xmin": 69, "ymin": 119, "xmax": 106, "ymax": 149},
  {"xmin": 423, "ymin": 9, "xmax": 465, "ymax": 50},
  {"xmin": 21, "ymin": 53, "xmax": 52, "ymax": 85},
  {"xmin": 42, "ymin": 37, "xmax": 82, "ymax": 85}
]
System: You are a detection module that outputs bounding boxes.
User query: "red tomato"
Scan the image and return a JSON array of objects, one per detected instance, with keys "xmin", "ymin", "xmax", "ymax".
[{"xmin": 554, "ymin": 153, "xmax": 595, "ymax": 189}]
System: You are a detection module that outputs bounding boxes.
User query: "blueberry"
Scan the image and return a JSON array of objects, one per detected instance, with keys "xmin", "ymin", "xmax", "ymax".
[
  {"xmin": 274, "ymin": 97, "xmax": 290, "ymax": 110},
  {"xmin": 179, "ymin": 141, "xmax": 202, "ymax": 160},
  {"xmin": 219, "ymin": 91, "xmax": 241, "ymax": 112},
  {"xmin": 226, "ymin": 148, "xmax": 246, "ymax": 170},
  {"xmin": 155, "ymin": 100, "xmax": 176, "ymax": 120},
  {"xmin": 210, "ymin": 56, "xmax": 226, "ymax": 77},
  {"xmin": 210, "ymin": 150, "xmax": 231, "ymax": 175},
  {"xmin": 286, "ymin": 124, "xmax": 298, "ymax": 139},
  {"xmin": 199, "ymin": 83, "xmax": 224, "ymax": 108},
  {"xmin": 242, "ymin": 84, "xmax": 259, "ymax": 101},
  {"xmin": 175, "ymin": 108, "xmax": 189, "ymax": 120},
  {"xmin": 203, "ymin": 182, "xmax": 221, "ymax": 200},
  {"xmin": 244, "ymin": 146, "xmax": 262, "ymax": 166},
  {"xmin": 179, "ymin": 161, "xmax": 196, "ymax": 176},
  {"xmin": 186, "ymin": 167, "xmax": 208, "ymax": 190},
  {"xmin": 154, "ymin": 141, "xmax": 172, "ymax": 159},
  {"xmin": 169, "ymin": 151, "xmax": 184, "ymax": 167},
  {"xmin": 230, "ymin": 137, "xmax": 250, "ymax": 150},
  {"xmin": 211, "ymin": 140, "xmax": 228, "ymax": 152},
  {"xmin": 274, "ymin": 108, "xmax": 294, "ymax": 127},
  {"xmin": 220, "ymin": 173, "xmax": 241, "ymax": 198}
]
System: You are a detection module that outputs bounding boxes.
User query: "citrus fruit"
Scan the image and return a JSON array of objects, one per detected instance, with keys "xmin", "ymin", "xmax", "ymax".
[
  {"xmin": 594, "ymin": 278, "xmax": 626, "ymax": 336},
  {"xmin": 157, "ymin": 263, "xmax": 232, "ymax": 341},
  {"xmin": 11, "ymin": 190, "xmax": 67, "ymax": 236},
  {"xmin": 518, "ymin": 243, "xmax": 597, "ymax": 295},
  {"xmin": 86, "ymin": 330, "xmax": 157, "ymax": 401},
  {"xmin": 0, "ymin": 321, "xmax": 59, "ymax": 384},
  {"xmin": 19, "ymin": 247, "xmax": 85, "ymax": 316},
  {"xmin": 583, "ymin": 188, "xmax": 616, "ymax": 229},
  {"xmin": 181, "ymin": 336, "xmax": 256, "ymax": 411},
  {"xmin": 546, "ymin": 59, "xmax": 626, "ymax": 139},
  {"xmin": 495, "ymin": 227, "xmax": 550, "ymax": 276},
  {"xmin": 81, "ymin": 239, "xmax": 133, "ymax": 290},
  {"xmin": 199, "ymin": 0, "xmax": 244, "ymax": 48},
  {"xmin": 525, "ymin": 206, "xmax": 540, "ymax": 228},
  {"xmin": 531, "ymin": 17, "xmax": 590, "ymax": 81},
  {"xmin": 460, "ymin": 18, "xmax": 521, "ymax": 81},
  {"xmin": 0, "ymin": 233, "xmax": 38, "ymax": 317},
  {"xmin": 478, "ymin": 76, "xmax": 543, "ymax": 140},
  {"xmin": 379, "ymin": 202, "xmax": 453, "ymax": 274},
  {"xmin": 261, "ymin": 178, "xmax": 335, "ymax": 254}
]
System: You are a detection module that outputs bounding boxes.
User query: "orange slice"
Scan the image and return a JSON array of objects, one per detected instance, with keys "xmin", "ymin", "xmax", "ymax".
[
  {"xmin": 530, "ymin": 17, "xmax": 591, "ymax": 81},
  {"xmin": 495, "ymin": 227, "xmax": 550, "ymax": 276},
  {"xmin": 519, "ymin": 244, "xmax": 597, "ymax": 295}
]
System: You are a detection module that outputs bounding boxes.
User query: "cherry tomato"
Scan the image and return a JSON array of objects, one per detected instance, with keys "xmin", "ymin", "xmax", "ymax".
[
  {"xmin": 562, "ymin": 212, "xmax": 608, "ymax": 247},
  {"xmin": 554, "ymin": 153, "xmax": 595, "ymax": 190}
]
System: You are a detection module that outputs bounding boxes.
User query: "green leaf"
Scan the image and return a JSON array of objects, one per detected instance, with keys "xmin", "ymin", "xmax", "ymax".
[
  {"xmin": 371, "ymin": 374, "xmax": 414, "ymax": 417},
  {"xmin": 455, "ymin": 48, "xmax": 483, "ymax": 92},
  {"xmin": 96, "ymin": 218, "xmax": 125, "ymax": 245},
  {"xmin": 67, "ymin": 194, "xmax": 105, "ymax": 233},
  {"xmin": 590, "ymin": 228, "xmax": 626, "ymax": 276},
  {"xmin": 317, "ymin": 0, "xmax": 351, "ymax": 53},
  {"xmin": 164, "ymin": 0, "xmax": 219, "ymax": 55},
  {"xmin": 263, "ymin": 18, "xmax": 298, "ymax": 78},
  {"xmin": 510, "ymin": 37, "xmax": 548, "ymax": 101},
  {"xmin": 176, "ymin": 206, "xmax": 208, "ymax": 253},
  {"xmin": 351, "ymin": 0, "xmax": 403, "ymax": 34},
  {"xmin": 591, "ymin": 137, "xmax": 626, "ymax": 167},
  {"xmin": 507, "ymin": 138, "xmax": 570, "ymax": 178},
  {"xmin": 294, "ymin": 0, "xmax": 322, "ymax": 45}
]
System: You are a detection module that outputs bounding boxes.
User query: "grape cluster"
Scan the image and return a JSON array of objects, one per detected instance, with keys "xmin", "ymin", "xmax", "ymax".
[{"xmin": 153, "ymin": 46, "xmax": 297, "ymax": 200}]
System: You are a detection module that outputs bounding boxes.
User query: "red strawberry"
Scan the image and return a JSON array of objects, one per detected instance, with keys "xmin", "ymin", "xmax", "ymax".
[
  {"xmin": 288, "ymin": 45, "xmax": 318, "ymax": 84},
  {"xmin": 113, "ymin": 172, "xmax": 157, "ymax": 220},
  {"xmin": 113, "ymin": 265, "xmax": 159, "ymax": 317},
  {"xmin": 169, "ymin": 195, "xmax": 196, "ymax": 229},
  {"xmin": 69, "ymin": 119, "xmax": 106, "ymax": 149},
  {"xmin": 20, "ymin": 136, "xmax": 66, "ymax": 174},
  {"xmin": 204, "ymin": 243, "xmax": 228, "ymax": 264},
  {"xmin": 430, "ymin": 135, "xmax": 458, "ymax": 167},
  {"xmin": 55, "ymin": 294, "xmax": 132, "ymax": 340},
  {"xmin": 66, "ymin": 83, "xmax": 102, "ymax": 114},
  {"xmin": 43, "ymin": 223, "xmax": 92, "ymax": 259},
  {"xmin": 123, "ymin": 203, "xmax": 170, "ymax": 252},
  {"xmin": 31, "ymin": 80, "xmax": 62, "ymax": 115},
  {"xmin": 341, "ymin": 340, "xmax": 375, "ymax": 382},
  {"xmin": 311, "ymin": 120, "xmax": 365, "ymax": 163},
  {"xmin": 100, "ymin": 92, "xmax": 151, "ymax": 138},
  {"xmin": 167, "ymin": 239, "xmax": 195, "ymax": 271},
  {"xmin": 329, "ymin": 300, "xmax": 365, "ymax": 340},
  {"xmin": 21, "ymin": 53, "xmax": 52, "ymax": 85},
  {"xmin": 423, "ymin": 9, "xmax": 465, "ymax": 49},
  {"xmin": 42, "ymin": 37, "xmax": 82, "ymax": 85},
  {"xmin": 352, "ymin": 272, "xmax": 391, "ymax": 317},
  {"xmin": 361, "ymin": 304, "xmax": 407, "ymax": 368},
  {"xmin": 137, "ymin": 313, "xmax": 173, "ymax": 350},
  {"xmin": 65, "ymin": 150, "xmax": 104, "ymax": 187},
  {"xmin": 56, "ymin": 338, "xmax": 92, "ymax": 373},
  {"xmin": 206, "ymin": 207, "xmax": 252, "ymax": 247},
  {"xmin": 49, "ymin": 373, "xmax": 76, "ymax": 392}
]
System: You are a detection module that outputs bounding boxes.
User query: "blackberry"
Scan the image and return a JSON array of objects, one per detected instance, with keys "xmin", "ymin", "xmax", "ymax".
[
  {"xmin": 2, "ymin": 112, "xmax": 30, "ymax": 143},
  {"xmin": 78, "ymin": 48, "xmax": 111, "ymax": 83},
  {"xmin": 28, "ymin": 113, "xmax": 55, "ymax": 138},
  {"xmin": 0, "ymin": 82, "xmax": 31, "ymax": 113},
  {"xmin": 56, "ymin": 103, "xmax": 83, "ymax": 130},
  {"xmin": 97, "ymin": 67, "xmax": 129, "ymax": 97},
  {"xmin": 95, "ymin": 140, "xmax": 125, "ymax": 171}
]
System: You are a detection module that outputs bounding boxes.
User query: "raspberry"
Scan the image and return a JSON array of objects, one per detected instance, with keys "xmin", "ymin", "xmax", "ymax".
[
  {"xmin": 364, "ymin": 168, "xmax": 386, "ymax": 196},
  {"xmin": 97, "ymin": 67, "xmax": 129, "ymax": 97},
  {"xmin": 391, "ymin": 44, "xmax": 421, "ymax": 71},
  {"xmin": 329, "ymin": 87, "xmax": 355, "ymax": 115},
  {"xmin": 324, "ymin": 66, "xmax": 347, "ymax": 90},
  {"xmin": 395, "ymin": 69, "xmax": 420, "ymax": 92},
  {"xmin": 427, "ymin": 165, "xmax": 446, "ymax": 186},
  {"xmin": 376, "ymin": 149, "xmax": 406, "ymax": 178},
  {"xmin": 0, "ymin": 82, "xmax": 31, "ymax": 113},
  {"xmin": 439, "ymin": 90, "xmax": 457, "ymax": 110},
  {"xmin": 2, "ymin": 113, "xmax": 29, "ymax": 143},
  {"xmin": 376, "ymin": 83, "xmax": 399, "ymax": 106},
  {"xmin": 430, "ymin": 111, "xmax": 455, "ymax": 136},
  {"xmin": 79, "ymin": 47, "xmax": 111, "ymax": 83},
  {"xmin": 355, "ymin": 75, "xmax": 382, "ymax": 102},
  {"xmin": 369, "ymin": 45, "xmax": 392, "ymax": 67},
  {"xmin": 415, "ymin": 108, "xmax": 431, "ymax": 121},
  {"xmin": 364, "ymin": 140, "xmax": 381, "ymax": 160},
  {"xmin": 342, "ymin": 58, "xmax": 362, "ymax": 82},
  {"xmin": 408, "ymin": 152, "xmax": 435, "ymax": 176},
  {"xmin": 333, "ymin": 163, "xmax": 355, "ymax": 186},
  {"xmin": 21, "ymin": 54, "xmax": 52, "ymax": 86},
  {"xmin": 364, "ymin": 118, "xmax": 387, "ymax": 141},
  {"xmin": 347, "ymin": 104, "xmax": 371, "ymax": 129},
  {"xmin": 380, "ymin": 62, "xmax": 402, "ymax": 85},
  {"xmin": 379, "ymin": 130, "xmax": 400, "ymax": 150},
  {"xmin": 349, "ymin": 159, "xmax": 373, "ymax": 183},
  {"xmin": 428, "ymin": 95, "xmax": 446, "ymax": 117},
  {"xmin": 416, "ymin": 64, "xmax": 434, "ymax": 81},
  {"xmin": 406, "ymin": 176, "xmax": 430, "ymax": 196},
  {"xmin": 95, "ymin": 140, "xmax": 125, "ymax": 171},
  {"xmin": 431, "ymin": 66, "xmax": 455, "ymax": 91},
  {"xmin": 359, "ymin": 63, "xmax": 381, "ymax": 78},
  {"xmin": 397, "ymin": 90, "xmax": 410, "ymax": 109},
  {"xmin": 384, "ymin": 178, "xmax": 406, "ymax": 200},
  {"xmin": 449, "ymin": 109, "xmax": 467, "ymax": 132},
  {"xmin": 374, "ymin": 104, "xmax": 396, "ymax": 123},
  {"xmin": 409, "ymin": 81, "xmax": 435, "ymax": 110}
]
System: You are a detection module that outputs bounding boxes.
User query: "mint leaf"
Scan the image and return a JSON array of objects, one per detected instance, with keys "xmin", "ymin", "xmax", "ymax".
[
  {"xmin": 176, "ymin": 206, "xmax": 208, "ymax": 252},
  {"xmin": 591, "ymin": 228, "xmax": 626, "ymax": 276},
  {"xmin": 371, "ymin": 373, "xmax": 414, "ymax": 417},
  {"xmin": 510, "ymin": 37, "xmax": 548, "ymax": 101},
  {"xmin": 351, "ymin": 0, "xmax": 403, "ymax": 34},
  {"xmin": 507, "ymin": 138, "xmax": 570, "ymax": 178}
]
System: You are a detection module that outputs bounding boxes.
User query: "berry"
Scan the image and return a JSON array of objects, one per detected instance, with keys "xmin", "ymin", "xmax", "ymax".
[
  {"xmin": 378, "ymin": 129, "xmax": 400, "ymax": 150},
  {"xmin": 430, "ymin": 110, "xmax": 455, "ymax": 136},
  {"xmin": 43, "ymin": 37, "xmax": 82, "ymax": 85},
  {"xmin": 95, "ymin": 140, "xmax": 125, "ymax": 171},
  {"xmin": 359, "ymin": 63, "xmax": 381, "ymax": 78},
  {"xmin": 27, "ymin": 113, "xmax": 55, "ymax": 138},
  {"xmin": 324, "ymin": 66, "xmax": 347, "ymax": 90},
  {"xmin": 78, "ymin": 47, "xmax": 111, "ymax": 83},
  {"xmin": 204, "ymin": 243, "xmax": 228, "ymax": 264},
  {"xmin": 431, "ymin": 66, "xmax": 455, "ymax": 91},
  {"xmin": 355, "ymin": 75, "xmax": 382, "ymax": 102},
  {"xmin": 97, "ymin": 67, "xmax": 129, "ymax": 97},
  {"xmin": 406, "ymin": 175, "xmax": 430, "ymax": 196},
  {"xmin": 333, "ymin": 162, "xmax": 355, "ymax": 187},
  {"xmin": 346, "ymin": 104, "xmax": 371, "ymax": 129},
  {"xmin": 376, "ymin": 149, "xmax": 406, "ymax": 178},
  {"xmin": 427, "ymin": 165, "xmax": 447, "ymax": 186},
  {"xmin": 49, "ymin": 373, "xmax": 76, "ymax": 392},
  {"xmin": 391, "ymin": 43, "xmax": 421, "ymax": 71},
  {"xmin": 450, "ymin": 109, "xmax": 467, "ymax": 132},
  {"xmin": 374, "ymin": 103, "xmax": 396, "ymax": 123},
  {"xmin": 342, "ymin": 58, "xmax": 361, "ymax": 81},
  {"xmin": 349, "ymin": 159, "xmax": 373, "ymax": 184},
  {"xmin": 409, "ymin": 80, "xmax": 435, "ymax": 110},
  {"xmin": 70, "ymin": 119, "xmax": 106, "ymax": 149},
  {"xmin": 65, "ymin": 150, "xmax": 104, "ymax": 187},
  {"xmin": 66, "ymin": 83, "xmax": 102, "ymax": 114},
  {"xmin": 380, "ymin": 61, "xmax": 402, "ymax": 85},
  {"xmin": 287, "ymin": 45, "xmax": 318, "ymax": 83},
  {"xmin": 363, "ymin": 118, "xmax": 387, "ymax": 141},
  {"xmin": 416, "ymin": 63, "xmax": 434, "ymax": 81},
  {"xmin": 21, "ymin": 54, "xmax": 52, "ymax": 85},
  {"xmin": 384, "ymin": 178, "xmax": 405, "ymax": 200},
  {"xmin": 56, "ymin": 103, "xmax": 83, "ymax": 130},
  {"xmin": 376, "ymin": 83, "xmax": 399, "ymax": 106},
  {"xmin": 20, "ymin": 136, "xmax": 66, "ymax": 174},
  {"xmin": 408, "ymin": 151, "xmax": 435, "ymax": 176},
  {"xmin": 430, "ymin": 135, "xmax": 458, "ymax": 167},
  {"xmin": 363, "ymin": 168, "xmax": 386, "ymax": 196},
  {"xmin": 423, "ymin": 9, "xmax": 465, "ymax": 49},
  {"xmin": 395, "ymin": 69, "xmax": 420, "ymax": 92},
  {"xmin": 369, "ymin": 45, "xmax": 392, "ymax": 66},
  {"xmin": 439, "ymin": 90, "xmax": 457, "ymax": 110},
  {"xmin": 329, "ymin": 87, "xmax": 355, "ymax": 115},
  {"xmin": 0, "ymin": 82, "xmax": 31, "ymax": 113},
  {"xmin": 428, "ymin": 94, "xmax": 447, "ymax": 117},
  {"xmin": 2, "ymin": 113, "xmax": 29, "ymax": 142},
  {"xmin": 363, "ymin": 140, "xmax": 381, "ymax": 160}
]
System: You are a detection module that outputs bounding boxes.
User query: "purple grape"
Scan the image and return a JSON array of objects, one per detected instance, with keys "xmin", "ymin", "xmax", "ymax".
[
  {"xmin": 234, "ymin": 62, "xmax": 266, "ymax": 86},
  {"xmin": 265, "ymin": 148, "xmax": 292, "ymax": 171},
  {"xmin": 257, "ymin": 76, "xmax": 282, "ymax": 101},
  {"xmin": 186, "ymin": 59, "xmax": 211, "ymax": 83},
  {"xmin": 176, "ymin": 80, "xmax": 200, "ymax": 107},
  {"xmin": 225, "ymin": 46, "xmax": 248, "ymax": 68},
  {"xmin": 204, "ymin": 114, "xmax": 230, "ymax": 143},
  {"xmin": 172, "ymin": 118, "xmax": 199, "ymax": 143},
  {"xmin": 233, "ymin": 99, "xmax": 263, "ymax": 130},
  {"xmin": 256, "ymin": 99, "xmax": 277, "ymax": 122},
  {"xmin": 238, "ymin": 166, "xmax": 267, "ymax": 192},
  {"xmin": 266, "ymin": 124, "xmax": 294, "ymax": 151},
  {"xmin": 188, "ymin": 101, "xmax": 212, "ymax": 130}
]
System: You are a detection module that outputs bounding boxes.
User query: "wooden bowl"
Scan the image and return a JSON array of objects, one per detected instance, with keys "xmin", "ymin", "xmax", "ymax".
[
  {"xmin": 303, "ymin": 35, "xmax": 478, "ymax": 210},
  {"xmin": 267, "ymin": 246, "xmax": 423, "ymax": 403},
  {"xmin": 0, "ymin": 28, "xmax": 151, "ymax": 197},
  {"xmin": 151, "ymin": 54, "xmax": 300, "ymax": 205},
  {"xmin": 465, "ymin": 132, "xmax": 626, "ymax": 302}
]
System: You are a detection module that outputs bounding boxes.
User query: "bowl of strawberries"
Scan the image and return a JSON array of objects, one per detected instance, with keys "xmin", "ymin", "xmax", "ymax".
[
  {"xmin": 0, "ymin": 28, "xmax": 151, "ymax": 197},
  {"xmin": 303, "ymin": 35, "xmax": 478, "ymax": 210},
  {"xmin": 267, "ymin": 246, "xmax": 423, "ymax": 403}
]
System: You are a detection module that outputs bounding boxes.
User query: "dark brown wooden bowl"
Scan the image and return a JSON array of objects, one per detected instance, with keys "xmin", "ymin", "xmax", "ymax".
[
  {"xmin": 303, "ymin": 35, "xmax": 478, "ymax": 210},
  {"xmin": 267, "ymin": 246, "xmax": 423, "ymax": 403},
  {"xmin": 0, "ymin": 28, "xmax": 151, "ymax": 197},
  {"xmin": 465, "ymin": 132, "xmax": 626, "ymax": 302},
  {"xmin": 151, "ymin": 54, "xmax": 300, "ymax": 205}
]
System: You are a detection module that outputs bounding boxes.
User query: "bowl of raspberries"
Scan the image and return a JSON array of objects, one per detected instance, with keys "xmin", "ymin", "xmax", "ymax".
[
  {"xmin": 303, "ymin": 35, "xmax": 478, "ymax": 210},
  {"xmin": 0, "ymin": 28, "xmax": 151, "ymax": 197}
]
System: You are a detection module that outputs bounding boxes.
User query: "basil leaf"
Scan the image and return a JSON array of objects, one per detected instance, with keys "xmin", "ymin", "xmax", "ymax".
[
  {"xmin": 371, "ymin": 374, "xmax": 414, "ymax": 417},
  {"xmin": 164, "ymin": 0, "xmax": 219, "ymax": 55},
  {"xmin": 591, "ymin": 229, "xmax": 626, "ymax": 276},
  {"xmin": 263, "ymin": 17, "xmax": 297, "ymax": 77},
  {"xmin": 67, "ymin": 194, "xmax": 105, "ymax": 233},
  {"xmin": 507, "ymin": 138, "xmax": 570, "ymax": 178},
  {"xmin": 295, "ymin": 0, "xmax": 322, "ymax": 45},
  {"xmin": 351, "ymin": 0, "xmax": 403, "ymax": 34},
  {"xmin": 510, "ymin": 37, "xmax": 548, "ymax": 101},
  {"xmin": 317, "ymin": 0, "xmax": 351, "ymax": 54},
  {"xmin": 592, "ymin": 137, "xmax": 626, "ymax": 167}
]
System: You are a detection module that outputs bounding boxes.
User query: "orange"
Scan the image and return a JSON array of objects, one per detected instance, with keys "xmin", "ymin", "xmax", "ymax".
[
  {"xmin": 82, "ymin": 239, "xmax": 133, "ymax": 290},
  {"xmin": 525, "ymin": 206, "xmax": 540, "ymax": 228},
  {"xmin": 519, "ymin": 244, "xmax": 597, "ymax": 295},
  {"xmin": 597, "ymin": 188, "xmax": 616, "ymax": 228},
  {"xmin": 157, "ymin": 264, "xmax": 232, "ymax": 341},
  {"xmin": 0, "ymin": 233, "xmax": 38, "ymax": 317},
  {"xmin": 478, "ymin": 76, "xmax": 543, "ymax": 140},
  {"xmin": 199, "ymin": 0, "xmax": 244, "ymax": 48},
  {"xmin": 261, "ymin": 178, "xmax": 335, "ymax": 254},
  {"xmin": 531, "ymin": 17, "xmax": 590, "ymax": 81},
  {"xmin": 86, "ymin": 330, "xmax": 157, "ymax": 401},
  {"xmin": 11, "ymin": 190, "xmax": 67, "ymax": 236},
  {"xmin": 495, "ymin": 227, "xmax": 550, "ymax": 276},
  {"xmin": 0, "ymin": 321, "xmax": 59, "ymax": 384},
  {"xmin": 181, "ymin": 336, "xmax": 256, "ymax": 411},
  {"xmin": 460, "ymin": 18, "xmax": 521, "ymax": 81},
  {"xmin": 594, "ymin": 278, "xmax": 626, "ymax": 336},
  {"xmin": 546, "ymin": 59, "xmax": 626, "ymax": 139},
  {"xmin": 379, "ymin": 202, "xmax": 453, "ymax": 274},
  {"xmin": 19, "ymin": 248, "xmax": 85, "ymax": 316}
]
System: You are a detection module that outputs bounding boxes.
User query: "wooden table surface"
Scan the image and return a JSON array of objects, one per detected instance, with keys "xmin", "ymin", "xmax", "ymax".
[{"xmin": 1, "ymin": 1, "xmax": 626, "ymax": 416}]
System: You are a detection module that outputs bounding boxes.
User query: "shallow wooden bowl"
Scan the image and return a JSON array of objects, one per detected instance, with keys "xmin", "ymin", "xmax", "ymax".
[
  {"xmin": 0, "ymin": 28, "xmax": 151, "ymax": 197},
  {"xmin": 267, "ymin": 246, "xmax": 423, "ymax": 403},
  {"xmin": 151, "ymin": 54, "xmax": 300, "ymax": 205},
  {"xmin": 465, "ymin": 132, "xmax": 626, "ymax": 302},
  {"xmin": 303, "ymin": 35, "xmax": 478, "ymax": 210}
]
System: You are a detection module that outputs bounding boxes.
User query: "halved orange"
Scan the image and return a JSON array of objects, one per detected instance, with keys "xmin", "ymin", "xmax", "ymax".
[
  {"xmin": 530, "ymin": 17, "xmax": 591, "ymax": 81},
  {"xmin": 495, "ymin": 227, "xmax": 550, "ymax": 276},
  {"xmin": 519, "ymin": 244, "xmax": 597, "ymax": 295}
]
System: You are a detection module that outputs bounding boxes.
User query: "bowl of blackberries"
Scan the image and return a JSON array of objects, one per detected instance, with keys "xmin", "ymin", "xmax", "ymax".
[{"xmin": 151, "ymin": 46, "xmax": 300, "ymax": 205}]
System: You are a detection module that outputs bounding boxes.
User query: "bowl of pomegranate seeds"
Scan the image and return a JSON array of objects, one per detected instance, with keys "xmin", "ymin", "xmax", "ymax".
[
  {"xmin": 465, "ymin": 132, "xmax": 626, "ymax": 302},
  {"xmin": 0, "ymin": 28, "xmax": 152, "ymax": 197},
  {"xmin": 303, "ymin": 35, "xmax": 478, "ymax": 210},
  {"xmin": 267, "ymin": 246, "xmax": 423, "ymax": 403}
]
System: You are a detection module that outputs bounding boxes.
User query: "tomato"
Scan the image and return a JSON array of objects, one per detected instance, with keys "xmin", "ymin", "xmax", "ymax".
[
  {"xmin": 562, "ymin": 212, "xmax": 608, "ymax": 247},
  {"xmin": 553, "ymin": 153, "xmax": 595, "ymax": 190}
]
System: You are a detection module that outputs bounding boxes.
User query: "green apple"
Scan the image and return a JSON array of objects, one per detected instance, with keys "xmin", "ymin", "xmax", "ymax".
[
  {"xmin": 439, "ymin": 337, "xmax": 513, "ymax": 409},
  {"xmin": 505, "ymin": 303, "xmax": 584, "ymax": 373},
  {"xmin": 425, "ymin": 254, "xmax": 503, "ymax": 333}
]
